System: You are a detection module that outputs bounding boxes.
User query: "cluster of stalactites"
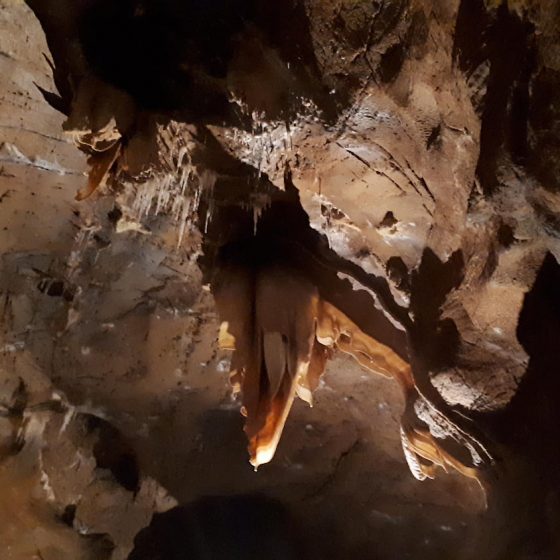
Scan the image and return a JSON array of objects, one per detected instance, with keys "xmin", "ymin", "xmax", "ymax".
[{"xmin": 213, "ymin": 263, "xmax": 484, "ymax": 481}]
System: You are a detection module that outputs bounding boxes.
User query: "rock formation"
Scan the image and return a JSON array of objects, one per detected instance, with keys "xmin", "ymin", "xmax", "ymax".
[{"xmin": 1, "ymin": 0, "xmax": 560, "ymax": 558}]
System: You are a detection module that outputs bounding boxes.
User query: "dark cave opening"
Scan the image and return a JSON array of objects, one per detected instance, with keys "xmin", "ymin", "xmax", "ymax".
[
  {"xmin": 128, "ymin": 495, "xmax": 307, "ymax": 560},
  {"xmin": 78, "ymin": 0, "xmax": 249, "ymax": 115}
]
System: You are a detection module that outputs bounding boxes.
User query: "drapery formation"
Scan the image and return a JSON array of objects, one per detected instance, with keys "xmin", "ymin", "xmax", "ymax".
[{"xmin": 214, "ymin": 260, "xmax": 488, "ymax": 481}]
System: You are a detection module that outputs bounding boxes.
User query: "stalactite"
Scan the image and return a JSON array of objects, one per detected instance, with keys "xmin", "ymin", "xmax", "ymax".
[{"xmin": 213, "ymin": 260, "xmax": 491, "ymax": 481}]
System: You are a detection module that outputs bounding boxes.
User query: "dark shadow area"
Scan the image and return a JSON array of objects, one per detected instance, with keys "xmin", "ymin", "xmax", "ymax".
[
  {"xmin": 26, "ymin": 0, "xmax": 340, "ymax": 123},
  {"xmin": 378, "ymin": 7, "xmax": 428, "ymax": 85},
  {"xmin": 528, "ymin": 67, "xmax": 560, "ymax": 193},
  {"xmin": 409, "ymin": 248, "xmax": 463, "ymax": 370},
  {"xmin": 473, "ymin": 253, "xmax": 560, "ymax": 559},
  {"xmin": 78, "ymin": 0, "xmax": 250, "ymax": 116},
  {"xmin": 85, "ymin": 415, "xmax": 141, "ymax": 493},
  {"xmin": 505, "ymin": 253, "xmax": 560, "ymax": 454},
  {"xmin": 452, "ymin": 0, "xmax": 490, "ymax": 77},
  {"xmin": 128, "ymin": 494, "xmax": 309, "ymax": 560},
  {"xmin": 454, "ymin": 1, "xmax": 536, "ymax": 195}
]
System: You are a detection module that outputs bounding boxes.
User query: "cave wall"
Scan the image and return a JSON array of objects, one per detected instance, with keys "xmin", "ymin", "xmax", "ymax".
[{"xmin": 1, "ymin": 0, "xmax": 560, "ymax": 558}]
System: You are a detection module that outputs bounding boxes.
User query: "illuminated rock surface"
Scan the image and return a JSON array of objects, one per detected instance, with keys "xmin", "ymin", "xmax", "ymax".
[{"xmin": 1, "ymin": 0, "xmax": 560, "ymax": 558}]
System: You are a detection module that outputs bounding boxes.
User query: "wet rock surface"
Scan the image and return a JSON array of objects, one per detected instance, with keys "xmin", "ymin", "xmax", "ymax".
[{"xmin": 1, "ymin": 0, "xmax": 560, "ymax": 558}]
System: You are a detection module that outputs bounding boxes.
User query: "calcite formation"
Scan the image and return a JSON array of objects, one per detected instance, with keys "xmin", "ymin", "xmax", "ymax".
[
  {"xmin": 1, "ymin": 0, "xmax": 560, "ymax": 558},
  {"xmin": 214, "ymin": 255, "xmax": 489, "ymax": 480}
]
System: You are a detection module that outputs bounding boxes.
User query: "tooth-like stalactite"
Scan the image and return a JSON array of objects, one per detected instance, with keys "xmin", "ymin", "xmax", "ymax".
[
  {"xmin": 214, "ymin": 263, "xmax": 322, "ymax": 468},
  {"xmin": 214, "ymin": 263, "xmax": 484, "ymax": 481},
  {"xmin": 221, "ymin": 265, "xmax": 319, "ymax": 467},
  {"xmin": 249, "ymin": 265, "xmax": 319, "ymax": 467},
  {"xmin": 75, "ymin": 141, "xmax": 121, "ymax": 201},
  {"xmin": 63, "ymin": 75, "xmax": 135, "ymax": 201}
]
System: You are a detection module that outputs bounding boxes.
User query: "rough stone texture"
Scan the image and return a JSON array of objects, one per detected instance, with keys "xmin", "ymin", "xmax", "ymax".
[{"xmin": 1, "ymin": 0, "xmax": 560, "ymax": 559}]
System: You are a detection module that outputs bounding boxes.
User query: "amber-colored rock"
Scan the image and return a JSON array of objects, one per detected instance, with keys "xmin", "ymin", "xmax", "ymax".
[{"xmin": 1, "ymin": 0, "xmax": 560, "ymax": 558}]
